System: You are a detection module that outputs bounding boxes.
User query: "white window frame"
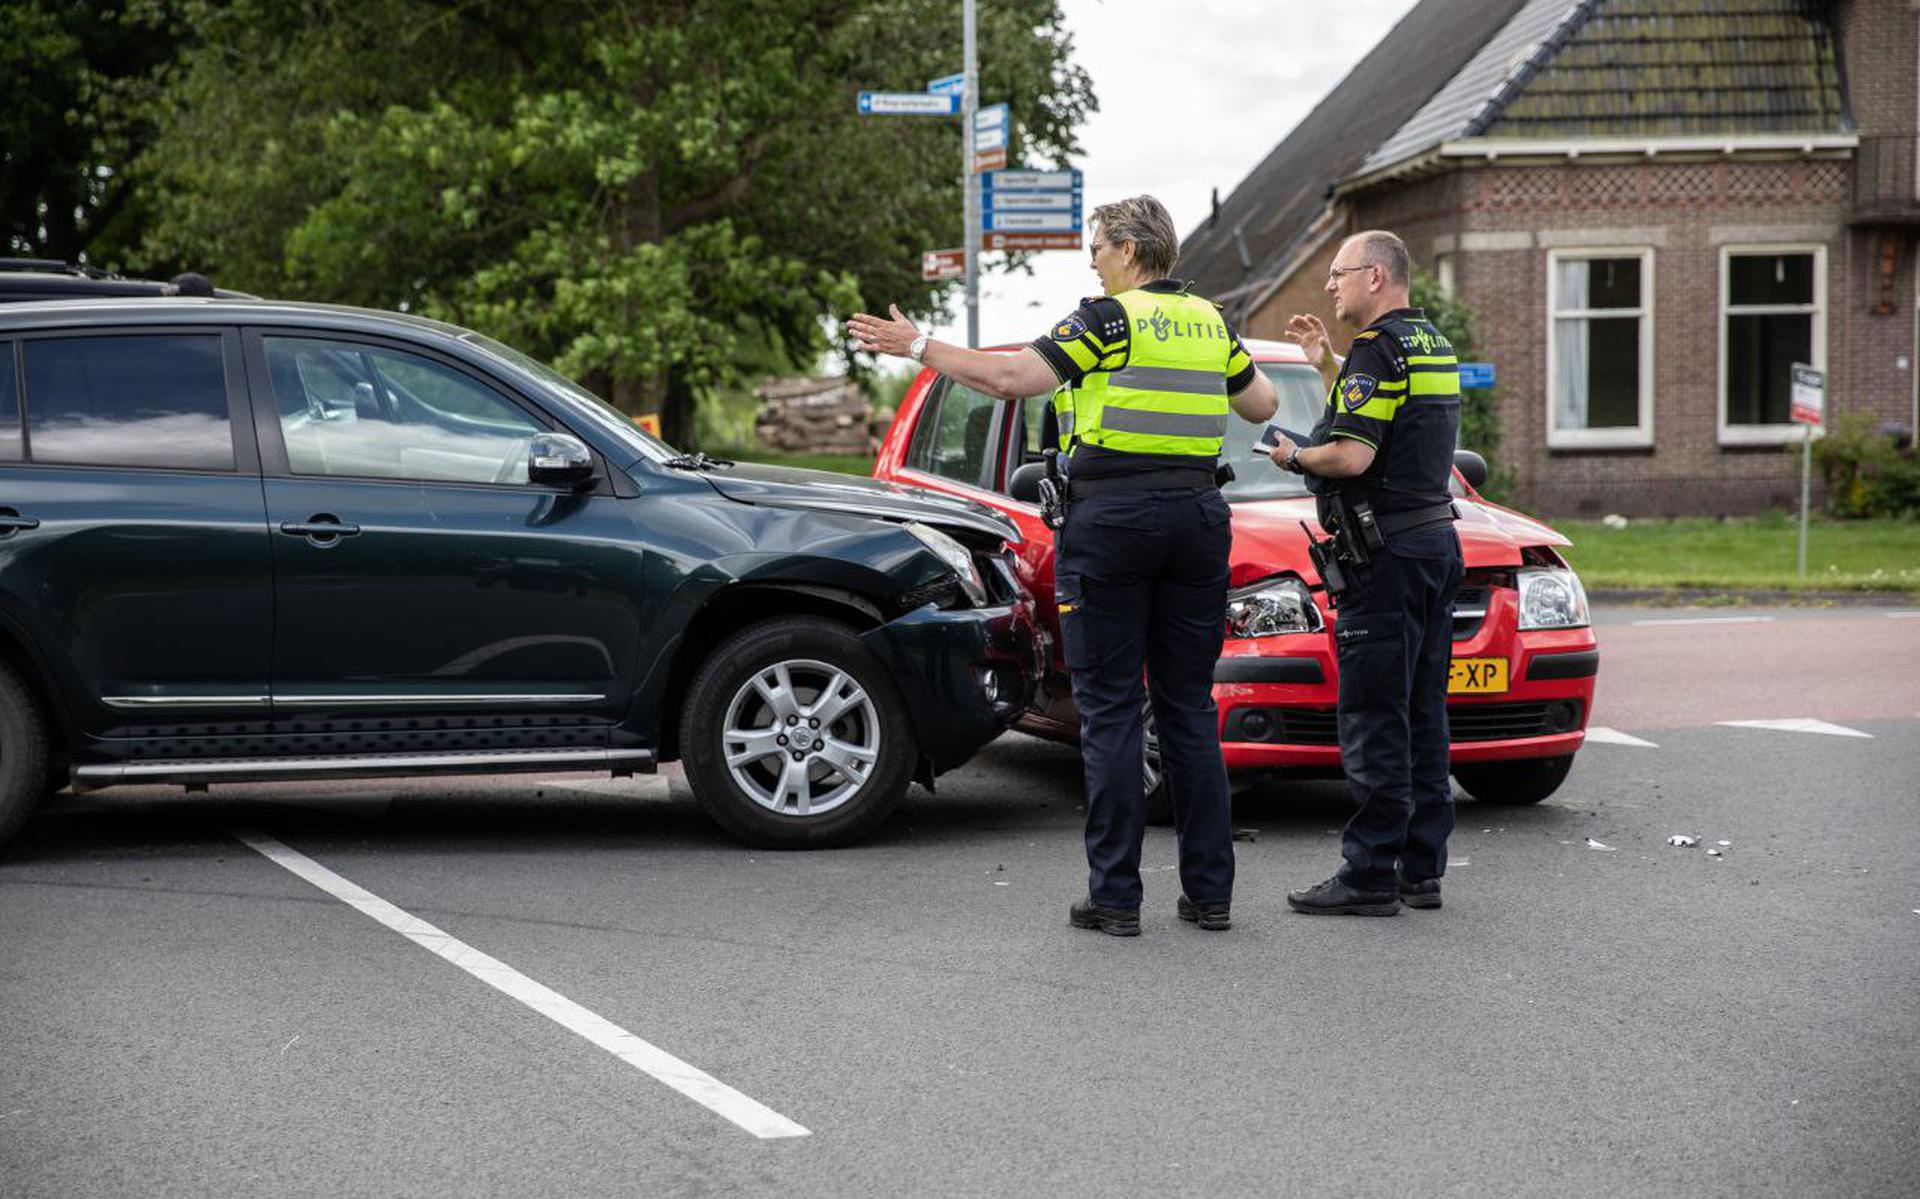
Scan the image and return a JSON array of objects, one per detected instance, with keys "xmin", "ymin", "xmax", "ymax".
[
  {"xmin": 1545, "ymin": 247, "xmax": 1655, "ymax": 449},
  {"xmin": 1717, "ymin": 243, "xmax": 1827, "ymax": 446}
]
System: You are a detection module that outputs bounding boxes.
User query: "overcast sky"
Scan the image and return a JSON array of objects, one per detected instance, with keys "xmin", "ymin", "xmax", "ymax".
[{"xmin": 920, "ymin": 0, "xmax": 1421, "ymax": 349}]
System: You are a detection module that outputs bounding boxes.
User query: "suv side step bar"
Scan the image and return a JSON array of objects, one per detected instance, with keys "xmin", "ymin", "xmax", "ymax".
[{"xmin": 72, "ymin": 747, "xmax": 657, "ymax": 791}]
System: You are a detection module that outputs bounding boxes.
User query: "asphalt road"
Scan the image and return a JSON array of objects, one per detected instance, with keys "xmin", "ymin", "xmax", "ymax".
[{"xmin": 3, "ymin": 606, "xmax": 1917, "ymax": 1198}]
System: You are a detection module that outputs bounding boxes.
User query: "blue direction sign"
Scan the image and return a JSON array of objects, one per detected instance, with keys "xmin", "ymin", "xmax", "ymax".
[
  {"xmin": 979, "ymin": 167, "xmax": 1083, "ymax": 232},
  {"xmin": 982, "ymin": 210, "xmax": 1081, "ymax": 232},
  {"xmin": 1458, "ymin": 362, "xmax": 1496, "ymax": 389},
  {"xmin": 982, "ymin": 169, "xmax": 1081, "ymax": 192},
  {"xmin": 927, "ymin": 72, "xmax": 965, "ymax": 97},
  {"xmin": 858, "ymin": 91, "xmax": 960, "ymax": 116},
  {"xmin": 973, "ymin": 102, "xmax": 1010, "ymax": 151}
]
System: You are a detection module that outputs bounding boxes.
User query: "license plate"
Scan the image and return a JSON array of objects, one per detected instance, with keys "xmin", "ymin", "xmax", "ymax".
[{"xmin": 1449, "ymin": 657, "xmax": 1508, "ymax": 694}]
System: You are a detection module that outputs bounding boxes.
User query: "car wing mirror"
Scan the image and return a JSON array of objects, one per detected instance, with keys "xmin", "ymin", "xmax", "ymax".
[
  {"xmin": 1453, "ymin": 449, "xmax": 1488, "ymax": 490},
  {"xmin": 528, "ymin": 432, "xmax": 596, "ymax": 489},
  {"xmin": 1008, "ymin": 460, "xmax": 1047, "ymax": 503}
]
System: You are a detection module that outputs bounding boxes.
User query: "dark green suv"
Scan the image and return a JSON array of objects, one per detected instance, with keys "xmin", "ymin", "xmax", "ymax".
[{"xmin": 0, "ymin": 299, "xmax": 1042, "ymax": 848}]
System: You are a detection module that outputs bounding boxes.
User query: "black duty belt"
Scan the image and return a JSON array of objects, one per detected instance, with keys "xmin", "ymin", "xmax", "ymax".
[
  {"xmin": 1376, "ymin": 501, "xmax": 1459, "ymax": 537},
  {"xmin": 1068, "ymin": 469, "xmax": 1217, "ymax": 498}
]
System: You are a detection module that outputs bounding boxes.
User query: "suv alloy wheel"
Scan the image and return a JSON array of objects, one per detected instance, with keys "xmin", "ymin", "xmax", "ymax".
[{"xmin": 681, "ymin": 616, "xmax": 916, "ymax": 847}]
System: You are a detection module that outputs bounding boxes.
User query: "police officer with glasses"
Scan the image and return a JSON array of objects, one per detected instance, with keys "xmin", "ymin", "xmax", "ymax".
[
  {"xmin": 849, "ymin": 195, "xmax": 1278, "ymax": 937},
  {"xmin": 1269, "ymin": 229, "xmax": 1464, "ymax": 917}
]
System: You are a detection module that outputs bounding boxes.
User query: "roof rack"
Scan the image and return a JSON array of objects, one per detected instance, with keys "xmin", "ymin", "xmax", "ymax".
[{"xmin": 0, "ymin": 258, "xmax": 115, "ymax": 279}]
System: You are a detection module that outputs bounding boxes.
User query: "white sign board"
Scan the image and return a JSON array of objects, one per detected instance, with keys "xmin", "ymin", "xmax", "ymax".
[
  {"xmin": 858, "ymin": 92, "xmax": 959, "ymax": 116},
  {"xmin": 1790, "ymin": 363, "xmax": 1825, "ymax": 426},
  {"xmin": 927, "ymin": 73, "xmax": 965, "ymax": 97}
]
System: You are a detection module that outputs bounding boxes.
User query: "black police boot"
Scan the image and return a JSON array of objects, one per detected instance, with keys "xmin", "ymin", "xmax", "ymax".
[
  {"xmin": 1286, "ymin": 875, "xmax": 1401, "ymax": 917},
  {"xmin": 1176, "ymin": 894, "xmax": 1232, "ymax": 931},
  {"xmin": 1398, "ymin": 874, "xmax": 1442, "ymax": 910},
  {"xmin": 1070, "ymin": 897, "xmax": 1141, "ymax": 937}
]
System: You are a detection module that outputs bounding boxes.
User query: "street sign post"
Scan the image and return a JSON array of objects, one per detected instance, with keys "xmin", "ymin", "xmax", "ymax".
[
  {"xmin": 856, "ymin": 91, "xmax": 960, "ymax": 116},
  {"xmin": 921, "ymin": 248, "xmax": 965, "ymax": 281},
  {"xmin": 1791, "ymin": 362, "xmax": 1825, "ymax": 578},
  {"xmin": 973, "ymin": 103, "xmax": 1009, "ymax": 150},
  {"xmin": 1458, "ymin": 362, "xmax": 1496, "ymax": 389}
]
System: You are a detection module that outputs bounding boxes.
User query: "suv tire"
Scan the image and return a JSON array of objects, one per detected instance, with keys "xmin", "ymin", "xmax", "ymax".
[
  {"xmin": 0, "ymin": 659, "xmax": 51, "ymax": 848},
  {"xmin": 681, "ymin": 616, "xmax": 915, "ymax": 848},
  {"xmin": 1452, "ymin": 755, "xmax": 1574, "ymax": 806},
  {"xmin": 1142, "ymin": 703, "xmax": 1173, "ymax": 826}
]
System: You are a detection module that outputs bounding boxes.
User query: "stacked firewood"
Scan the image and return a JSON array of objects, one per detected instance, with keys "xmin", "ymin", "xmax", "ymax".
[{"xmin": 753, "ymin": 376, "xmax": 878, "ymax": 454}]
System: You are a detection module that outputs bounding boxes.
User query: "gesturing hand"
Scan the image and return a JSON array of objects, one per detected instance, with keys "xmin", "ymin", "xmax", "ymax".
[
  {"xmin": 848, "ymin": 304, "xmax": 921, "ymax": 359},
  {"xmin": 1286, "ymin": 313, "xmax": 1332, "ymax": 369}
]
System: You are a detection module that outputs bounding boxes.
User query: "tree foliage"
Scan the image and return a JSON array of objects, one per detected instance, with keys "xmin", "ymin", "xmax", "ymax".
[
  {"xmin": 1, "ymin": 0, "xmax": 186, "ymax": 266},
  {"xmin": 138, "ymin": 0, "xmax": 1094, "ymax": 440}
]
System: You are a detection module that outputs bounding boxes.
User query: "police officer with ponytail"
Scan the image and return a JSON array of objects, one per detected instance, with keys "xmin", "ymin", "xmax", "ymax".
[{"xmin": 851, "ymin": 195, "xmax": 1278, "ymax": 936}]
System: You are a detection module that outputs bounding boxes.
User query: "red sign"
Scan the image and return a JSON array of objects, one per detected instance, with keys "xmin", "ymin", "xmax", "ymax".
[
  {"xmin": 980, "ymin": 231, "xmax": 1083, "ymax": 252},
  {"xmin": 921, "ymin": 248, "xmax": 965, "ymax": 281},
  {"xmin": 971, "ymin": 146, "xmax": 1007, "ymax": 174}
]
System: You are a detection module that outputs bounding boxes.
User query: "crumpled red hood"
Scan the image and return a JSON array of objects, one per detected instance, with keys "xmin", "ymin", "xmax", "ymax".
[{"xmin": 1224, "ymin": 495, "xmax": 1571, "ymax": 589}]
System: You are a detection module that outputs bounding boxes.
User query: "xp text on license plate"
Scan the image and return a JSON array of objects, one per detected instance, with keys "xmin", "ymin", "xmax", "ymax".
[{"xmin": 1448, "ymin": 657, "xmax": 1508, "ymax": 694}]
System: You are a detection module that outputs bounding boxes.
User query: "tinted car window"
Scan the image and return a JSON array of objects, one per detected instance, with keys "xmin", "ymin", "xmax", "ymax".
[
  {"xmin": 265, "ymin": 338, "xmax": 544, "ymax": 484},
  {"xmin": 23, "ymin": 335, "xmax": 233, "ymax": 470},
  {"xmin": 0, "ymin": 341, "xmax": 18, "ymax": 461},
  {"xmin": 918, "ymin": 382, "xmax": 1000, "ymax": 487}
]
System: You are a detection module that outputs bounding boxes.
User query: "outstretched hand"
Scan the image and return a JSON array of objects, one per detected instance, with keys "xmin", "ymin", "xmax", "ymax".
[
  {"xmin": 1286, "ymin": 313, "xmax": 1332, "ymax": 368},
  {"xmin": 848, "ymin": 304, "xmax": 921, "ymax": 359}
]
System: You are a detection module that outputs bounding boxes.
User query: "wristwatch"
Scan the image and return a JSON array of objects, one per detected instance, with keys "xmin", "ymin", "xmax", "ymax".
[
  {"xmin": 1283, "ymin": 446, "xmax": 1303, "ymax": 474},
  {"xmin": 909, "ymin": 333, "xmax": 930, "ymax": 362}
]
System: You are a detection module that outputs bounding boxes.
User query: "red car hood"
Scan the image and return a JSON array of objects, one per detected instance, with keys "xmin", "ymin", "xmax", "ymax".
[{"xmin": 1225, "ymin": 495, "xmax": 1570, "ymax": 588}]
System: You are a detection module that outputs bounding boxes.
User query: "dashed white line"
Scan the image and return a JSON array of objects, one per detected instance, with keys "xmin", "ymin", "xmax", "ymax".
[
  {"xmin": 1584, "ymin": 726, "xmax": 1659, "ymax": 748},
  {"xmin": 232, "ymin": 828, "xmax": 810, "ymax": 1140},
  {"xmin": 1629, "ymin": 615, "xmax": 1776, "ymax": 627},
  {"xmin": 1886, "ymin": 611, "xmax": 1920, "ymax": 619},
  {"xmin": 1716, "ymin": 718, "xmax": 1873, "ymax": 739}
]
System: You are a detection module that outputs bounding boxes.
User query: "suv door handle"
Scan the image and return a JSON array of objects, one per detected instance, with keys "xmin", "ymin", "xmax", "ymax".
[
  {"xmin": 279, "ymin": 515, "xmax": 361, "ymax": 544},
  {"xmin": 0, "ymin": 513, "xmax": 39, "ymax": 535}
]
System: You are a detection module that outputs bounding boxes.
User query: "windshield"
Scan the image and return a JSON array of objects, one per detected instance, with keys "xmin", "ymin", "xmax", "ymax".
[
  {"xmin": 460, "ymin": 332, "xmax": 676, "ymax": 461},
  {"xmin": 1220, "ymin": 363, "xmax": 1325, "ymax": 503}
]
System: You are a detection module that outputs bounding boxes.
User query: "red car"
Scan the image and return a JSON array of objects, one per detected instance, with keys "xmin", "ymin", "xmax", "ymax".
[{"xmin": 873, "ymin": 338, "xmax": 1598, "ymax": 815}]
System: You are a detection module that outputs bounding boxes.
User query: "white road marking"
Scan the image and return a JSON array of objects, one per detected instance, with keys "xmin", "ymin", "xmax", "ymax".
[
  {"xmin": 232, "ymin": 829, "xmax": 810, "ymax": 1140},
  {"xmin": 1584, "ymin": 726, "xmax": 1659, "ymax": 748},
  {"xmin": 1886, "ymin": 611, "xmax": 1920, "ymax": 619},
  {"xmin": 1629, "ymin": 615, "xmax": 1775, "ymax": 627},
  {"xmin": 1716, "ymin": 718, "xmax": 1874, "ymax": 739}
]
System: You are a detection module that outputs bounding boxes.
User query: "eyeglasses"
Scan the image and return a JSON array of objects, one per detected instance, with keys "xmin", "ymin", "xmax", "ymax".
[{"xmin": 1327, "ymin": 264, "xmax": 1374, "ymax": 282}]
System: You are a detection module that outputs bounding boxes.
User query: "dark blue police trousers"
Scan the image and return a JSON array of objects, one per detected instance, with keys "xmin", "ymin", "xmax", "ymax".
[
  {"xmin": 1332, "ymin": 525, "xmax": 1465, "ymax": 891},
  {"xmin": 1055, "ymin": 486, "xmax": 1234, "ymax": 911}
]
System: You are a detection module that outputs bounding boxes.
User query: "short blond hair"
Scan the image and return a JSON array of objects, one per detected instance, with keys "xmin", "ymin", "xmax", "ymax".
[
  {"xmin": 1091, "ymin": 195, "xmax": 1179, "ymax": 278},
  {"xmin": 1344, "ymin": 230, "xmax": 1410, "ymax": 286}
]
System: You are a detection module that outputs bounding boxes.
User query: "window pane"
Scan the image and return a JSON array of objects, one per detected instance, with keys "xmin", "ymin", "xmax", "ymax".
[
  {"xmin": 0, "ymin": 341, "xmax": 18, "ymax": 461},
  {"xmin": 1726, "ymin": 313, "xmax": 1810, "ymax": 425},
  {"xmin": 1558, "ymin": 257, "xmax": 1642, "ymax": 311},
  {"xmin": 265, "ymin": 338, "xmax": 543, "ymax": 484},
  {"xmin": 1553, "ymin": 316, "xmax": 1639, "ymax": 431},
  {"xmin": 1729, "ymin": 253, "xmax": 1814, "ymax": 306},
  {"xmin": 924, "ymin": 383, "xmax": 999, "ymax": 485},
  {"xmin": 1220, "ymin": 365, "xmax": 1324, "ymax": 501},
  {"xmin": 24, "ymin": 335, "xmax": 233, "ymax": 469}
]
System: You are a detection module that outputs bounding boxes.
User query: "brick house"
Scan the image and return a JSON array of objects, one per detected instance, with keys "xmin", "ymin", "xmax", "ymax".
[{"xmin": 1182, "ymin": 0, "xmax": 1918, "ymax": 516}]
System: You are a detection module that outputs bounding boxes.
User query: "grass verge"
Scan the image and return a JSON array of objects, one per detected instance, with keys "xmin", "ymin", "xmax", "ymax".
[
  {"xmin": 1556, "ymin": 514, "xmax": 1920, "ymax": 595},
  {"xmin": 708, "ymin": 446, "xmax": 875, "ymax": 476}
]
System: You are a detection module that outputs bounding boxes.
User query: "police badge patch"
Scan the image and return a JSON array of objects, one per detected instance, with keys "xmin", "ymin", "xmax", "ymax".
[
  {"xmin": 1052, "ymin": 314, "xmax": 1088, "ymax": 341},
  {"xmin": 1340, "ymin": 373, "xmax": 1377, "ymax": 412}
]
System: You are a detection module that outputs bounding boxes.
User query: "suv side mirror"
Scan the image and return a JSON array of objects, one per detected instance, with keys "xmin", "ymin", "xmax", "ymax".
[
  {"xmin": 1008, "ymin": 460, "xmax": 1047, "ymax": 502},
  {"xmin": 529, "ymin": 432, "xmax": 595, "ymax": 489},
  {"xmin": 1453, "ymin": 449, "xmax": 1488, "ymax": 490}
]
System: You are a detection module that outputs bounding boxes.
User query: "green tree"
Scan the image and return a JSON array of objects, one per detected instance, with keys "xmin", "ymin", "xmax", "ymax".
[
  {"xmin": 1, "ymin": 0, "xmax": 187, "ymax": 268},
  {"xmin": 139, "ymin": 0, "xmax": 1093, "ymax": 442}
]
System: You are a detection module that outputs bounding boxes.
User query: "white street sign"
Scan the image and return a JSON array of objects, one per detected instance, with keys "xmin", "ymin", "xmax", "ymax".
[
  {"xmin": 858, "ymin": 91, "xmax": 960, "ymax": 116},
  {"xmin": 985, "ymin": 169, "xmax": 1081, "ymax": 190},
  {"xmin": 981, "ymin": 210, "xmax": 1080, "ymax": 232},
  {"xmin": 983, "ymin": 190, "xmax": 1079, "ymax": 212},
  {"xmin": 1790, "ymin": 363, "xmax": 1825, "ymax": 426},
  {"xmin": 927, "ymin": 73, "xmax": 965, "ymax": 96}
]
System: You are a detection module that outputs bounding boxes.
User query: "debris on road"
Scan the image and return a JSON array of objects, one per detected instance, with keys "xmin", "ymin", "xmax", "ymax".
[
  {"xmin": 1717, "ymin": 840, "xmax": 1732, "ymax": 847},
  {"xmin": 1706, "ymin": 848, "xmax": 1724, "ymax": 858},
  {"xmin": 1232, "ymin": 828, "xmax": 1259, "ymax": 842},
  {"xmin": 1667, "ymin": 834, "xmax": 1698, "ymax": 847},
  {"xmin": 1586, "ymin": 838, "xmax": 1617, "ymax": 851}
]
